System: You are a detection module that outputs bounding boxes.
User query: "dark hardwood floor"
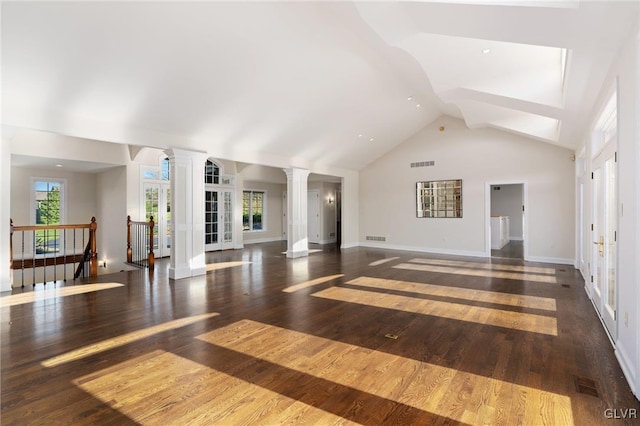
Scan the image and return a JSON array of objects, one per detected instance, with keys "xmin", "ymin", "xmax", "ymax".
[
  {"xmin": 1, "ymin": 242, "xmax": 638, "ymax": 425},
  {"xmin": 492, "ymin": 240, "xmax": 524, "ymax": 259}
]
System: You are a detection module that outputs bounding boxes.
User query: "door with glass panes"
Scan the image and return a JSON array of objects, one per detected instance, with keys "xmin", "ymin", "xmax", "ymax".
[
  {"xmin": 591, "ymin": 141, "xmax": 617, "ymax": 339},
  {"xmin": 204, "ymin": 160, "xmax": 233, "ymax": 251},
  {"xmin": 143, "ymin": 183, "xmax": 171, "ymax": 258}
]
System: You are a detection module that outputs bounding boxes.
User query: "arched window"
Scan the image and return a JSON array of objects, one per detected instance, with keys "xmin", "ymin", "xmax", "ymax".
[
  {"xmin": 204, "ymin": 160, "xmax": 220, "ymax": 184},
  {"xmin": 161, "ymin": 157, "xmax": 170, "ymax": 181}
]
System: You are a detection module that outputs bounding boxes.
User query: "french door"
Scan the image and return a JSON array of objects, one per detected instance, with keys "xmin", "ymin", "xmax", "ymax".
[
  {"xmin": 144, "ymin": 183, "xmax": 171, "ymax": 258},
  {"xmin": 591, "ymin": 141, "xmax": 617, "ymax": 339},
  {"xmin": 205, "ymin": 189, "xmax": 233, "ymax": 251}
]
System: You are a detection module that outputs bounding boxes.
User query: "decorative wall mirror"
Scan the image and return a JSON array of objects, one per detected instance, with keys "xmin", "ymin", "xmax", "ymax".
[{"xmin": 416, "ymin": 179, "xmax": 462, "ymax": 218}]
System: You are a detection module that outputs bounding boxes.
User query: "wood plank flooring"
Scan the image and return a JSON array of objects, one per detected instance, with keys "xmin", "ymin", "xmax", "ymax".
[{"xmin": 1, "ymin": 242, "xmax": 639, "ymax": 425}]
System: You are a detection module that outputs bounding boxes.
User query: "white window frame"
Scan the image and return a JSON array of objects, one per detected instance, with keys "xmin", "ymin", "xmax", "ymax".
[
  {"xmin": 31, "ymin": 177, "xmax": 67, "ymax": 226},
  {"xmin": 243, "ymin": 189, "xmax": 266, "ymax": 232}
]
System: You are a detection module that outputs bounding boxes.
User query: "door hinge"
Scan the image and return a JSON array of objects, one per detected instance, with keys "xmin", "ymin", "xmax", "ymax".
[
  {"xmin": 590, "ymin": 275, "xmax": 593, "ymax": 283},
  {"xmin": 522, "ymin": 205, "xmax": 525, "ymax": 212},
  {"xmin": 614, "ymin": 311, "xmax": 617, "ymax": 320},
  {"xmin": 591, "ymin": 223, "xmax": 594, "ymax": 231},
  {"xmin": 591, "ymin": 172, "xmax": 594, "ymax": 179},
  {"xmin": 614, "ymin": 231, "xmax": 617, "ymax": 242},
  {"xmin": 615, "ymin": 152, "xmax": 617, "ymax": 162}
]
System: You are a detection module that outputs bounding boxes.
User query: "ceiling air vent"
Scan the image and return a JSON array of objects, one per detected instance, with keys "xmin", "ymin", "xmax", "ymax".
[
  {"xmin": 366, "ymin": 236, "xmax": 386, "ymax": 242},
  {"xmin": 410, "ymin": 161, "xmax": 435, "ymax": 168}
]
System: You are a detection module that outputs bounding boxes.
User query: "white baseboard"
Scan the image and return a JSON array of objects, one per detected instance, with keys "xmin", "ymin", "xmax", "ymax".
[
  {"xmin": 615, "ymin": 344, "xmax": 638, "ymax": 399},
  {"xmin": 340, "ymin": 242, "xmax": 360, "ymax": 249},
  {"xmin": 525, "ymin": 255, "xmax": 575, "ymax": 265},
  {"xmin": 244, "ymin": 236, "xmax": 285, "ymax": 245},
  {"xmin": 358, "ymin": 242, "xmax": 487, "ymax": 259},
  {"xmin": 509, "ymin": 236, "xmax": 524, "ymax": 241},
  {"xmin": 318, "ymin": 238, "xmax": 337, "ymax": 245}
]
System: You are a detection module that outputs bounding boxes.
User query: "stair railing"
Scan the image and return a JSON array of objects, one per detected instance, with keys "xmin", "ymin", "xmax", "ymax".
[
  {"xmin": 126, "ymin": 215, "xmax": 155, "ymax": 270},
  {"xmin": 10, "ymin": 217, "xmax": 98, "ymax": 287}
]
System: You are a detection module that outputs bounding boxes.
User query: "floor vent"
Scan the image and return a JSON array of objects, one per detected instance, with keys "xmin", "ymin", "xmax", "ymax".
[
  {"xmin": 558, "ymin": 268, "xmax": 567, "ymax": 272},
  {"xmin": 562, "ymin": 284, "xmax": 571, "ymax": 288},
  {"xmin": 574, "ymin": 376, "xmax": 599, "ymax": 397},
  {"xmin": 410, "ymin": 161, "xmax": 435, "ymax": 168},
  {"xmin": 366, "ymin": 236, "xmax": 386, "ymax": 242}
]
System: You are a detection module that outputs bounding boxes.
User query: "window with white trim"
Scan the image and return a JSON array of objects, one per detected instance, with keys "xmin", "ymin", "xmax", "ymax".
[
  {"xmin": 32, "ymin": 179, "xmax": 66, "ymax": 254},
  {"xmin": 243, "ymin": 190, "xmax": 264, "ymax": 231}
]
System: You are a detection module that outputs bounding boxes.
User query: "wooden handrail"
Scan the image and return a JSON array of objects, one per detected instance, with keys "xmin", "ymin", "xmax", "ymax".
[
  {"xmin": 10, "ymin": 217, "xmax": 98, "ymax": 286},
  {"xmin": 11, "ymin": 223, "xmax": 93, "ymax": 231}
]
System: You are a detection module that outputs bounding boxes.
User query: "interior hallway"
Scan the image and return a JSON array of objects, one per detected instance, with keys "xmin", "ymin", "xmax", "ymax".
[{"xmin": 1, "ymin": 243, "xmax": 638, "ymax": 425}]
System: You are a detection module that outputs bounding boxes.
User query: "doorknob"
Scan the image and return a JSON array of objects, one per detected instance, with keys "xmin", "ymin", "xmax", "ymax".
[{"xmin": 593, "ymin": 236, "xmax": 604, "ymax": 256}]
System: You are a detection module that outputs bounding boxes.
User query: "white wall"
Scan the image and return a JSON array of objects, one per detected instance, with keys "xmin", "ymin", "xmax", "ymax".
[
  {"xmin": 579, "ymin": 28, "xmax": 640, "ymax": 398},
  {"xmin": 359, "ymin": 116, "xmax": 575, "ymax": 262},
  {"xmin": 321, "ymin": 182, "xmax": 338, "ymax": 244},
  {"xmin": 1, "ymin": 138, "xmax": 12, "ymax": 292},
  {"xmin": 242, "ymin": 180, "xmax": 285, "ymax": 244},
  {"xmin": 10, "ymin": 167, "xmax": 97, "ymax": 225},
  {"xmin": 96, "ymin": 166, "xmax": 127, "ymax": 273},
  {"xmin": 491, "ymin": 184, "xmax": 524, "ymax": 240}
]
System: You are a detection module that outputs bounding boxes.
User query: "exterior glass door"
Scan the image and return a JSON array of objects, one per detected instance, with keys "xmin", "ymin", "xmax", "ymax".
[
  {"xmin": 205, "ymin": 189, "xmax": 233, "ymax": 251},
  {"xmin": 591, "ymin": 142, "xmax": 617, "ymax": 339},
  {"xmin": 144, "ymin": 182, "xmax": 171, "ymax": 258},
  {"xmin": 205, "ymin": 190, "xmax": 219, "ymax": 251}
]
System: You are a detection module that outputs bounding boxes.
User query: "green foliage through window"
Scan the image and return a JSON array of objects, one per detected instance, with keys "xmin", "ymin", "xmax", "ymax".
[{"xmin": 243, "ymin": 191, "xmax": 264, "ymax": 231}]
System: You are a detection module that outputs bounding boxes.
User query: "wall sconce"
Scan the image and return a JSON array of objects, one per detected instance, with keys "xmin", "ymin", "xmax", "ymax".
[{"xmin": 328, "ymin": 197, "xmax": 334, "ymax": 205}]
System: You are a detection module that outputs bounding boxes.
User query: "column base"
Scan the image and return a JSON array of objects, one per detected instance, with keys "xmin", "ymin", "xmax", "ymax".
[
  {"xmin": 169, "ymin": 265, "xmax": 206, "ymax": 280},
  {"xmin": 286, "ymin": 249, "xmax": 309, "ymax": 259}
]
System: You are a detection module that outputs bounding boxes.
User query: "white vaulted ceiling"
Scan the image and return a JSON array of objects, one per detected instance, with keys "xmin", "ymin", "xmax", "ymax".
[{"xmin": 2, "ymin": 1, "xmax": 638, "ymax": 171}]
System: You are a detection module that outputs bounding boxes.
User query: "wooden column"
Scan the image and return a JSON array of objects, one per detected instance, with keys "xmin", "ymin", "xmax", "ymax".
[{"xmin": 89, "ymin": 217, "xmax": 98, "ymax": 277}]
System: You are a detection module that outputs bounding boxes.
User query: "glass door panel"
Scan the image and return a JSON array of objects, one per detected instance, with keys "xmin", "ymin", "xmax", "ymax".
[
  {"xmin": 205, "ymin": 190, "xmax": 219, "ymax": 251},
  {"xmin": 591, "ymin": 143, "xmax": 617, "ymax": 339}
]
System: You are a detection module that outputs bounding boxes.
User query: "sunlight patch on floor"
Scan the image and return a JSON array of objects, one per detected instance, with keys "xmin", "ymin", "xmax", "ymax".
[
  {"xmin": 313, "ymin": 286, "xmax": 557, "ymax": 336},
  {"xmin": 369, "ymin": 257, "xmax": 400, "ymax": 266},
  {"xmin": 0, "ymin": 283, "xmax": 124, "ymax": 308},
  {"xmin": 283, "ymin": 274, "xmax": 344, "ymax": 293},
  {"xmin": 408, "ymin": 258, "xmax": 557, "ymax": 275},
  {"xmin": 347, "ymin": 276, "xmax": 556, "ymax": 311},
  {"xmin": 42, "ymin": 313, "xmax": 219, "ymax": 367},
  {"xmin": 394, "ymin": 263, "xmax": 557, "ymax": 284},
  {"xmin": 196, "ymin": 319, "xmax": 573, "ymax": 425},
  {"xmin": 75, "ymin": 349, "xmax": 355, "ymax": 425},
  {"xmin": 206, "ymin": 261, "xmax": 252, "ymax": 272}
]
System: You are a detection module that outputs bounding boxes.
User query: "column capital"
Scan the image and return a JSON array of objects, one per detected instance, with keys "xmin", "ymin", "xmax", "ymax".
[
  {"xmin": 283, "ymin": 167, "xmax": 310, "ymax": 181},
  {"xmin": 164, "ymin": 148, "xmax": 209, "ymax": 164}
]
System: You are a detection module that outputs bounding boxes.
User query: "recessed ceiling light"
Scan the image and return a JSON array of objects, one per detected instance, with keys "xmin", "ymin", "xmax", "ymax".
[
  {"xmin": 55, "ymin": 164, "xmax": 63, "ymax": 167},
  {"xmin": 407, "ymin": 96, "xmax": 413, "ymax": 101},
  {"xmin": 358, "ymin": 134, "xmax": 363, "ymax": 138},
  {"xmin": 482, "ymin": 48, "xmax": 491, "ymax": 54},
  {"xmin": 369, "ymin": 138, "xmax": 374, "ymax": 142},
  {"xmin": 416, "ymin": 103, "xmax": 421, "ymax": 108}
]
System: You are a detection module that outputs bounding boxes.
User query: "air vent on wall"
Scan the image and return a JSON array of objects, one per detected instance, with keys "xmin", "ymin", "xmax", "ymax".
[
  {"xmin": 410, "ymin": 161, "xmax": 435, "ymax": 168},
  {"xmin": 366, "ymin": 236, "xmax": 386, "ymax": 242}
]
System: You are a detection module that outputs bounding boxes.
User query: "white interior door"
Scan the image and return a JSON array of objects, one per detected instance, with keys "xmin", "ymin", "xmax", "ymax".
[
  {"xmin": 307, "ymin": 190, "xmax": 320, "ymax": 244},
  {"xmin": 591, "ymin": 142, "xmax": 617, "ymax": 339}
]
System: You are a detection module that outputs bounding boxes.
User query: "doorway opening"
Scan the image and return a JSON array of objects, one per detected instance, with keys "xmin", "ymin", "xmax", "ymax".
[{"xmin": 487, "ymin": 183, "xmax": 526, "ymax": 260}]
